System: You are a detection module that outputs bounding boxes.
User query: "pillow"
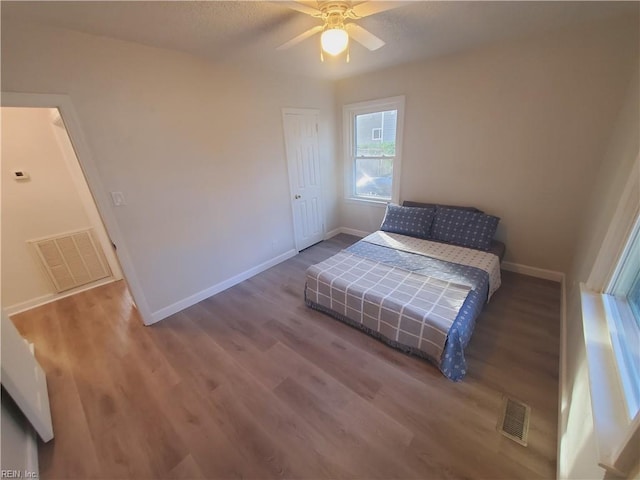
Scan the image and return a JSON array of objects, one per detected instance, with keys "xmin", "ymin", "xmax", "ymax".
[
  {"xmin": 380, "ymin": 204, "xmax": 435, "ymax": 239},
  {"xmin": 431, "ymin": 206, "xmax": 500, "ymax": 251}
]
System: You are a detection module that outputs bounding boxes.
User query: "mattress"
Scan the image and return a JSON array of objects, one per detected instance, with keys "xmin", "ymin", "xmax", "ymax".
[{"xmin": 304, "ymin": 231, "xmax": 501, "ymax": 380}]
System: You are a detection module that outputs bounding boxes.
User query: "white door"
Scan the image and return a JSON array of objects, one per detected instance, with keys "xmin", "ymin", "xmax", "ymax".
[
  {"xmin": 282, "ymin": 109, "xmax": 325, "ymax": 251},
  {"xmin": 1, "ymin": 311, "xmax": 54, "ymax": 442}
]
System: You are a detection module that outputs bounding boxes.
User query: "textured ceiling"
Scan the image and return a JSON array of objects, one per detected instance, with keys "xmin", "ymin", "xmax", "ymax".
[{"xmin": 2, "ymin": 1, "xmax": 636, "ymax": 80}]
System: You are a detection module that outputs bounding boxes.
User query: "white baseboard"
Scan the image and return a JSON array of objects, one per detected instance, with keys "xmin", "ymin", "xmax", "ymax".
[
  {"xmin": 325, "ymin": 227, "xmax": 371, "ymax": 240},
  {"xmin": 4, "ymin": 277, "xmax": 117, "ymax": 317},
  {"xmin": 501, "ymin": 261, "xmax": 565, "ymax": 283},
  {"xmin": 324, "ymin": 228, "xmax": 342, "ymax": 240},
  {"xmin": 340, "ymin": 227, "xmax": 370, "ymax": 238},
  {"xmin": 149, "ymin": 249, "xmax": 297, "ymax": 325}
]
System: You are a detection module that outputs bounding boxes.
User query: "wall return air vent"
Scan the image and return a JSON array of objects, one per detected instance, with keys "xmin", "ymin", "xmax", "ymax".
[{"xmin": 30, "ymin": 228, "xmax": 111, "ymax": 293}]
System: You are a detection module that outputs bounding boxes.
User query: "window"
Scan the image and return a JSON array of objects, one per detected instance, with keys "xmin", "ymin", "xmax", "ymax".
[
  {"xmin": 603, "ymin": 214, "xmax": 640, "ymax": 418},
  {"xmin": 580, "ymin": 156, "xmax": 639, "ymax": 476},
  {"xmin": 343, "ymin": 96, "xmax": 405, "ymax": 203}
]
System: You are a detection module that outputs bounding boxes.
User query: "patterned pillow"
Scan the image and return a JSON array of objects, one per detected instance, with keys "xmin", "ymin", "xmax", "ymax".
[
  {"xmin": 431, "ymin": 206, "xmax": 500, "ymax": 251},
  {"xmin": 380, "ymin": 204, "xmax": 435, "ymax": 239}
]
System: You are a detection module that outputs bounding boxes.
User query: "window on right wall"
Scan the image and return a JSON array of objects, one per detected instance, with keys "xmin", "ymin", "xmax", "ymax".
[
  {"xmin": 343, "ymin": 96, "xmax": 405, "ymax": 204},
  {"xmin": 603, "ymin": 214, "xmax": 640, "ymax": 418},
  {"xmin": 580, "ymin": 155, "xmax": 640, "ymax": 476}
]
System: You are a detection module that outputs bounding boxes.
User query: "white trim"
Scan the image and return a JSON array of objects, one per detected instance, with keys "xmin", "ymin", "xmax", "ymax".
[
  {"xmin": 324, "ymin": 226, "xmax": 375, "ymax": 239},
  {"xmin": 339, "ymin": 227, "xmax": 370, "ymax": 238},
  {"xmin": 580, "ymin": 286, "xmax": 638, "ymax": 476},
  {"xmin": 149, "ymin": 249, "xmax": 297, "ymax": 324},
  {"xmin": 343, "ymin": 197, "xmax": 388, "ymax": 208},
  {"xmin": 501, "ymin": 261, "xmax": 565, "ymax": 282},
  {"xmin": 578, "ymin": 153, "xmax": 640, "ymax": 477},
  {"xmin": 4, "ymin": 277, "xmax": 117, "ymax": 317},
  {"xmin": 1, "ymin": 92, "xmax": 153, "ymax": 325},
  {"xmin": 324, "ymin": 228, "xmax": 342, "ymax": 240},
  {"xmin": 343, "ymin": 95, "xmax": 405, "ymax": 204}
]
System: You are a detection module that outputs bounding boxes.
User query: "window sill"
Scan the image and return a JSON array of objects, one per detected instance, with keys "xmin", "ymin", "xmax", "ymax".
[
  {"xmin": 343, "ymin": 197, "xmax": 389, "ymax": 208},
  {"xmin": 580, "ymin": 284, "xmax": 639, "ymax": 477}
]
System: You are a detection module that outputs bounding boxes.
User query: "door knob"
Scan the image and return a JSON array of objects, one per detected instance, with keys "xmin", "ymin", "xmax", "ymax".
[{"xmin": 294, "ymin": 194, "xmax": 301, "ymax": 199}]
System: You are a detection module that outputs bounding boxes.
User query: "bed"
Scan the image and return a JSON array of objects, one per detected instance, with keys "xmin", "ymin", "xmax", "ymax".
[{"xmin": 304, "ymin": 201, "xmax": 504, "ymax": 381}]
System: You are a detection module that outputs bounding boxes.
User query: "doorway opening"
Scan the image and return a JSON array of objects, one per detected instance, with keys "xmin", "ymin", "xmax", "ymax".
[
  {"xmin": 1, "ymin": 104, "xmax": 141, "ymax": 322},
  {"xmin": 2, "ymin": 106, "xmax": 126, "ymax": 313}
]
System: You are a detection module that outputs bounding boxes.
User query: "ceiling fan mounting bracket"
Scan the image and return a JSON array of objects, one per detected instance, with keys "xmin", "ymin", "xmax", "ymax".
[{"xmin": 317, "ymin": 1, "xmax": 359, "ymax": 21}]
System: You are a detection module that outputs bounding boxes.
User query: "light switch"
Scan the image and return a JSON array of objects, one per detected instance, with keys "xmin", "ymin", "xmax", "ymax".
[{"xmin": 110, "ymin": 191, "xmax": 126, "ymax": 206}]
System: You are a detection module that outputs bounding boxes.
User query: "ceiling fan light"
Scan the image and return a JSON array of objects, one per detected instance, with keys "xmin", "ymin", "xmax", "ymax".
[{"xmin": 321, "ymin": 28, "xmax": 349, "ymax": 56}]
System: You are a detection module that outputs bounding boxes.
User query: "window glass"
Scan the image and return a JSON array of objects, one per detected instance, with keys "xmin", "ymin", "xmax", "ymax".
[
  {"xmin": 355, "ymin": 110, "xmax": 397, "ymax": 157},
  {"xmin": 355, "ymin": 158, "xmax": 393, "ymax": 198},
  {"xmin": 344, "ymin": 97, "xmax": 404, "ymax": 203},
  {"xmin": 627, "ymin": 270, "xmax": 640, "ymax": 326}
]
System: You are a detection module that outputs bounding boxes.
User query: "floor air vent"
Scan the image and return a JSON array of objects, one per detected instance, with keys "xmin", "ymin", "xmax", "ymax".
[{"xmin": 497, "ymin": 396, "xmax": 530, "ymax": 446}]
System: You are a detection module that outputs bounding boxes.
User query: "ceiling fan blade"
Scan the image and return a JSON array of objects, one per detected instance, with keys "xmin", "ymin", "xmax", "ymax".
[
  {"xmin": 278, "ymin": 1, "xmax": 322, "ymax": 16},
  {"xmin": 350, "ymin": 1, "xmax": 410, "ymax": 18},
  {"xmin": 277, "ymin": 25, "xmax": 324, "ymax": 50},
  {"xmin": 346, "ymin": 23, "xmax": 385, "ymax": 51}
]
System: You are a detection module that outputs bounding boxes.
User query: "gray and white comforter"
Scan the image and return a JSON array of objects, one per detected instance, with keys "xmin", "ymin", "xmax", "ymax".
[{"xmin": 305, "ymin": 231, "xmax": 501, "ymax": 380}]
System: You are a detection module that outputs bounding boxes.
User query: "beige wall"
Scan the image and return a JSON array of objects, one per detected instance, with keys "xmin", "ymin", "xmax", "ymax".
[
  {"xmin": 1, "ymin": 22, "xmax": 338, "ymax": 317},
  {"xmin": 336, "ymin": 15, "xmax": 638, "ymax": 274},
  {"xmin": 2, "ymin": 7, "xmax": 639, "ymax": 478},
  {"xmin": 1, "ymin": 107, "xmax": 94, "ymax": 307},
  {"xmin": 560, "ymin": 65, "xmax": 639, "ymax": 479}
]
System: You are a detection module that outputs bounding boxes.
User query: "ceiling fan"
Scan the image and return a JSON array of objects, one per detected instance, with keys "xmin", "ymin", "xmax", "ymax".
[{"xmin": 277, "ymin": 1, "xmax": 406, "ymax": 61}]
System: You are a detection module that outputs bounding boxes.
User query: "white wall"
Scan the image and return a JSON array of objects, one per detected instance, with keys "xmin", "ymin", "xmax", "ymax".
[
  {"xmin": 335, "ymin": 15, "xmax": 638, "ymax": 274},
  {"xmin": 1, "ymin": 21, "xmax": 338, "ymax": 318},
  {"xmin": 560, "ymin": 65, "xmax": 639, "ymax": 479},
  {"xmin": 1, "ymin": 107, "xmax": 96, "ymax": 307}
]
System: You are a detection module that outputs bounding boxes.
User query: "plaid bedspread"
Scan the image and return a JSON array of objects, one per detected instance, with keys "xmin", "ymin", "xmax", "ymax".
[
  {"xmin": 305, "ymin": 251, "xmax": 472, "ymax": 361},
  {"xmin": 360, "ymin": 231, "xmax": 501, "ymax": 299}
]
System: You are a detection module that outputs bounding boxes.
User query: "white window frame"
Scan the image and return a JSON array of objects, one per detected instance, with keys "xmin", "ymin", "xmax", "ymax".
[
  {"xmin": 371, "ymin": 127, "xmax": 382, "ymax": 141},
  {"xmin": 343, "ymin": 95, "xmax": 405, "ymax": 205},
  {"xmin": 580, "ymin": 153, "xmax": 640, "ymax": 477},
  {"xmin": 604, "ymin": 218, "xmax": 640, "ymax": 418}
]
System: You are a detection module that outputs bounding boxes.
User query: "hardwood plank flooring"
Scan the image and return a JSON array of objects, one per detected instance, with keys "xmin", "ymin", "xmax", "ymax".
[{"xmin": 11, "ymin": 234, "xmax": 561, "ymax": 479}]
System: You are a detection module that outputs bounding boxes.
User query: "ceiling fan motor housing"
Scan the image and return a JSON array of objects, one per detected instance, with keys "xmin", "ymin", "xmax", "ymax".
[{"xmin": 318, "ymin": 1, "xmax": 358, "ymax": 24}]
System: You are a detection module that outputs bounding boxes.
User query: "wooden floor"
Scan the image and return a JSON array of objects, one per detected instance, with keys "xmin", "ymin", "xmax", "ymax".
[{"xmin": 12, "ymin": 234, "xmax": 561, "ymax": 479}]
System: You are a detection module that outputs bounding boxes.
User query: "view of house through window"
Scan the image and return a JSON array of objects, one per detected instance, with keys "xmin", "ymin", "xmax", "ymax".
[
  {"xmin": 354, "ymin": 109, "xmax": 398, "ymax": 199},
  {"xmin": 344, "ymin": 96, "xmax": 404, "ymax": 202}
]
